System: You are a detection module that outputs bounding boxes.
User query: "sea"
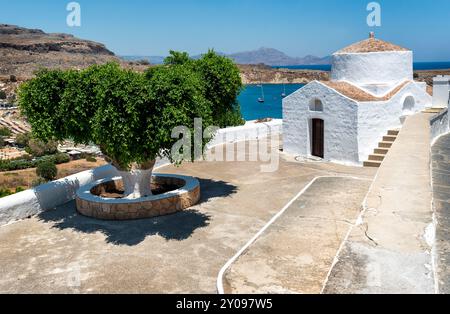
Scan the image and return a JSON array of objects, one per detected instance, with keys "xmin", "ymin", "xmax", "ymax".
[{"xmin": 238, "ymin": 62, "xmax": 450, "ymax": 121}]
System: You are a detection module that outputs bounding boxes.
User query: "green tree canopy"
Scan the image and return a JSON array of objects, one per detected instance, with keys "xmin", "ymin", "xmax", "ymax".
[
  {"xmin": 19, "ymin": 62, "xmax": 217, "ymax": 171},
  {"xmin": 194, "ymin": 50, "xmax": 244, "ymax": 127}
]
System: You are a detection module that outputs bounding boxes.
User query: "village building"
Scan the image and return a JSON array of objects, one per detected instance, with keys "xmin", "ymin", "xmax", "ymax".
[{"xmin": 283, "ymin": 33, "xmax": 434, "ymax": 166}]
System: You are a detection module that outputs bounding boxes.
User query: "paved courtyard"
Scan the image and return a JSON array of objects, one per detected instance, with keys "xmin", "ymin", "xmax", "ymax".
[{"xmin": 0, "ymin": 139, "xmax": 375, "ymax": 293}]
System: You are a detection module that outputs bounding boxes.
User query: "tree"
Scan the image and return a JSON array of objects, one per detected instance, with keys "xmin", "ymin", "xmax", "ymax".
[
  {"xmin": 19, "ymin": 63, "xmax": 214, "ymax": 199},
  {"xmin": 194, "ymin": 50, "xmax": 244, "ymax": 127},
  {"xmin": 36, "ymin": 160, "xmax": 57, "ymax": 181},
  {"xmin": 164, "ymin": 50, "xmax": 191, "ymax": 66}
]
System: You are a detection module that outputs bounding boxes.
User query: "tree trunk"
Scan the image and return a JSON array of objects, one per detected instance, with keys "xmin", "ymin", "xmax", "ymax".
[{"xmin": 115, "ymin": 160, "xmax": 156, "ymax": 199}]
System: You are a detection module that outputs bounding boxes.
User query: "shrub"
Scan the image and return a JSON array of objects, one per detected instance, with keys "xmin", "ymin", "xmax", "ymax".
[
  {"xmin": 26, "ymin": 138, "xmax": 58, "ymax": 157},
  {"xmin": 0, "ymin": 127, "xmax": 12, "ymax": 137},
  {"xmin": 31, "ymin": 177, "xmax": 47, "ymax": 187},
  {"xmin": 15, "ymin": 187, "xmax": 25, "ymax": 193},
  {"xmin": 9, "ymin": 75, "xmax": 17, "ymax": 82},
  {"xmin": 0, "ymin": 90, "xmax": 6, "ymax": 99},
  {"xmin": 86, "ymin": 156, "xmax": 97, "ymax": 163},
  {"xmin": 53, "ymin": 153, "xmax": 70, "ymax": 164},
  {"xmin": 0, "ymin": 188, "xmax": 12, "ymax": 198},
  {"xmin": 36, "ymin": 161, "xmax": 57, "ymax": 181},
  {"xmin": 15, "ymin": 132, "xmax": 31, "ymax": 147},
  {"xmin": 0, "ymin": 153, "xmax": 69, "ymax": 172}
]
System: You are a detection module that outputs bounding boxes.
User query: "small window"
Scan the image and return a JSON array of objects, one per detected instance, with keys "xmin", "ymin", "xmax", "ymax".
[{"xmin": 309, "ymin": 98, "xmax": 324, "ymax": 112}]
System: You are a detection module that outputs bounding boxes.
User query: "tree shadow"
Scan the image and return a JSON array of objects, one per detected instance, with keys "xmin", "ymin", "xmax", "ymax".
[
  {"xmin": 37, "ymin": 178, "xmax": 238, "ymax": 246},
  {"xmin": 198, "ymin": 178, "xmax": 238, "ymax": 204}
]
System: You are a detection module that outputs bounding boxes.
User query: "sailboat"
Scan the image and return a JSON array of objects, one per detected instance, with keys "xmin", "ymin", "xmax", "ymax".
[
  {"xmin": 281, "ymin": 84, "xmax": 287, "ymax": 98},
  {"xmin": 258, "ymin": 84, "xmax": 265, "ymax": 103}
]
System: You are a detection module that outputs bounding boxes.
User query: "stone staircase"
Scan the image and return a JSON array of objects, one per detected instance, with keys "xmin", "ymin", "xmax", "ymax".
[{"xmin": 363, "ymin": 129, "xmax": 400, "ymax": 168}]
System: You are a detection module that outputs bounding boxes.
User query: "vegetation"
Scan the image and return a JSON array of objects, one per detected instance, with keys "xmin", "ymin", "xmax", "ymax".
[
  {"xmin": 0, "ymin": 186, "xmax": 25, "ymax": 198},
  {"xmin": 25, "ymin": 138, "xmax": 58, "ymax": 157},
  {"xmin": 86, "ymin": 156, "xmax": 97, "ymax": 163},
  {"xmin": 0, "ymin": 127, "xmax": 12, "ymax": 137},
  {"xmin": 18, "ymin": 52, "xmax": 243, "ymax": 198},
  {"xmin": 0, "ymin": 90, "xmax": 6, "ymax": 99},
  {"xmin": 14, "ymin": 132, "xmax": 31, "ymax": 147},
  {"xmin": 193, "ymin": 50, "xmax": 244, "ymax": 127},
  {"xmin": 162, "ymin": 50, "xmax": 245, "ymax": 127},
  {"xmin": 36, "ymin": 160, "xmax": 57, "ymax": 181},
  {"xmin": 0, "ymin": 153, "xmax": 69, "ymax": 172}
]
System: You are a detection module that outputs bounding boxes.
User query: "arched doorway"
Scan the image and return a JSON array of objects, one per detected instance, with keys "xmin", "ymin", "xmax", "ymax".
[
  {"xmin": 402, "ymin": 96, "xmax": 415, "ymax": 115},
  {"xmin": 311, "ymin": 119, "xmax": 324, "ymax": 158}
]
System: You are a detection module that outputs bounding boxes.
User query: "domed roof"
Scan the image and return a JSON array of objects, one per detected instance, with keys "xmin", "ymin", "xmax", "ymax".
[{"xmin": 335, "ymin": 34, "xmax": 409, "ymax": 54}]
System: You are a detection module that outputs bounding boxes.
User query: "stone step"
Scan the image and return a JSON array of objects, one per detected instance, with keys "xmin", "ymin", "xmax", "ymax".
[
  {"xmin": 364, "ymin": 160, "xmax": 382, "ymax": 168},
  {"xmin": 383, "ymin": 135, "xmax": 397, "ymax": 142},
  {"xmin": 387, "ymin": 129, "xmax": 400, "ymax": 136},
  {"xmin": 379, "ymin": 141, "xmax": 393, "ymax": 148},
  {"xmin": 374, "ymin": 148, "xmax": 389, "ymax": 155},
  {"xmin": 369, "ymin": 154, "xmax": 386, "ymax": 161}
]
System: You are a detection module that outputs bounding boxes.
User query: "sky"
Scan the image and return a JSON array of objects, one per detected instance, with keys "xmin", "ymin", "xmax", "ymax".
[{"xmin": 1, "ymin": 0, "xmax": 450, "ymax": 61}]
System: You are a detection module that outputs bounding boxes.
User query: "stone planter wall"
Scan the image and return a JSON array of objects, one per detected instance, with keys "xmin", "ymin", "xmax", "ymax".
[{"xmin": 76, "ymin": 174, "xmax": 200, "ymax": 220}]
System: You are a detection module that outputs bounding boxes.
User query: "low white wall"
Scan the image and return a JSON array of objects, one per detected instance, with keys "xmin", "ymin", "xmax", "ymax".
[
  {"xmin": 0, "ymin": 165, "xmax": 117, "ymax": 226},
  {"xmin": 0, "ymin": 121, "xmax": 283, "ymax": 226},
  {"xmin": 430, "ymin": 109, "xmax": 449, "ymax": 143},
  {"xmin": 207, "ymin": 119, "xmax": 283, "ymax": 148}
]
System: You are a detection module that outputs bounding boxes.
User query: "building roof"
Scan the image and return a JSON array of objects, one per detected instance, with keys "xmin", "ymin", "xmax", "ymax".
[
  {"xmin": 335, "ymin": 38, "xmax": 409, "ymax": 54},
  {"xmin": 319, "ymin": 80, "xmax": 411, "ymax": 102}
]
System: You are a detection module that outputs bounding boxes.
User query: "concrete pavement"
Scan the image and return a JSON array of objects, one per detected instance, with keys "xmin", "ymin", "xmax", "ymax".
[
  {"xmin": 0, "ymin": 139, "xmax": 375, "ymax": 293},
  {"xmin": 323, "ymin": 113, "xmax": 436, "ymax": 294}
]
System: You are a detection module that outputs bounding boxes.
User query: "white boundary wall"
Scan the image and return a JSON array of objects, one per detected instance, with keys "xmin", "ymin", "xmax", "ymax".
[
  {"xmin": 430, "ymin": 109, "xmax": 450, "ymax": 144},
  {"xmin": 0, "ymin": 120, "xmax": 282, "ymax": 226}
]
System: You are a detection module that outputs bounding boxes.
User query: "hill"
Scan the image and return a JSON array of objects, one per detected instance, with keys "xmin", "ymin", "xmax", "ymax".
[{"xmin": 0, "ymin": 24, "xmax": 120, "ymax": 80}]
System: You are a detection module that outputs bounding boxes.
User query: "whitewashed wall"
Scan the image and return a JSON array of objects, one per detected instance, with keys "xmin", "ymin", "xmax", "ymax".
[
  {"xmin": 331, "ymin": 51, "xmax": 413, "ymax": 85},
  {"xmin": 207, "ymin": 119, "xmax": 282, "ymax": 149},
  {"xmin": 0, "ymin": 165, "xmax": 117, "ymax": 226},
  {"xmin": 357, "ymin": 82, "xmax": 432, "ymax": 161},
  {"xmin": 283, "ymin": 81, "xmax": 360, "ymax": 164},
  {"xmin": 430, "ymin": 109, "xmax": 449, "ymax": 143},
  {"xmin": 433, "ymin": 76, "xmax": 450, "ymax": 108}
]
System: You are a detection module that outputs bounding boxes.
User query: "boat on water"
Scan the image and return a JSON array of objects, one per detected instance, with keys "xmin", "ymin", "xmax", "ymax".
[
  {"xmin": 281, "ymin": 84, "xmax": 287, "ymax": 98},
  {"xmin": 258, "ymin": 84, "xmax": 265, "ymax": 103}
]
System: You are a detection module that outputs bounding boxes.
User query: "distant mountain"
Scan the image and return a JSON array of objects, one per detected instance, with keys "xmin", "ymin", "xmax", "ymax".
[
  {"xmin": 228, "ymin": 47, "xmax": 331, "ymax": 66},
  {"xmin": 121, "ymin": 48, "xmax": 331, "ymax": 66},
  {"xmin": 122, "ymin": 55, "xmax": 165, "ymax": 65}
]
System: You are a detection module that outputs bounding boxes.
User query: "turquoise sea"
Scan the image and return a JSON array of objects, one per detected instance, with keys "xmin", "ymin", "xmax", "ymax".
[{"xmin": 238, "ymin": 84, "xmax": 304, "ymax": 121}]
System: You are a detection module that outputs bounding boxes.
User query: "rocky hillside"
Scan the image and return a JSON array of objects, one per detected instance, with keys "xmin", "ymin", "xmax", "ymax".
[
  {"xmin": 0, "ymin": 24, "xmax": 121, "ymax": 80},
  {"xmin": 238, "ymin": 64, "xmax": 329, "ymax": 84}
]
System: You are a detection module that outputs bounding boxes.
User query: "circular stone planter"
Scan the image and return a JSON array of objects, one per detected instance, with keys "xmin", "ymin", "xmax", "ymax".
[{"xmin": 75, "ymin": 174, "xmax": 201, "ymax": 220}]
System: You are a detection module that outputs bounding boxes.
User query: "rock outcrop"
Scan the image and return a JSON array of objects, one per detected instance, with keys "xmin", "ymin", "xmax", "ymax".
[{"xmin": 0, "ymin": 24, "xmax": 120, "ymax": 79}]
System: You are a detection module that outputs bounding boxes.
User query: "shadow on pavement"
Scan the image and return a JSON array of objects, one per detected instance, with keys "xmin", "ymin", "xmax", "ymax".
[{"xmin": 38, "ymin": 178, "xmax": 238, "ymax": 246}]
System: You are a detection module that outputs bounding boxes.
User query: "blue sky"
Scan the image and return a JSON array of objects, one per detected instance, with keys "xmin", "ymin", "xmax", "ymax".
[{"xmin": 1, "ymin": 0, "xmax": 449, "ymax": 61}]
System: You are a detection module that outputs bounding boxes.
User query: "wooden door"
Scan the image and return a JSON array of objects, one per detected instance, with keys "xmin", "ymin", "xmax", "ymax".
[{"xmin": 312, "ymin": 119, "xmax": 324, "ymax": 158}]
